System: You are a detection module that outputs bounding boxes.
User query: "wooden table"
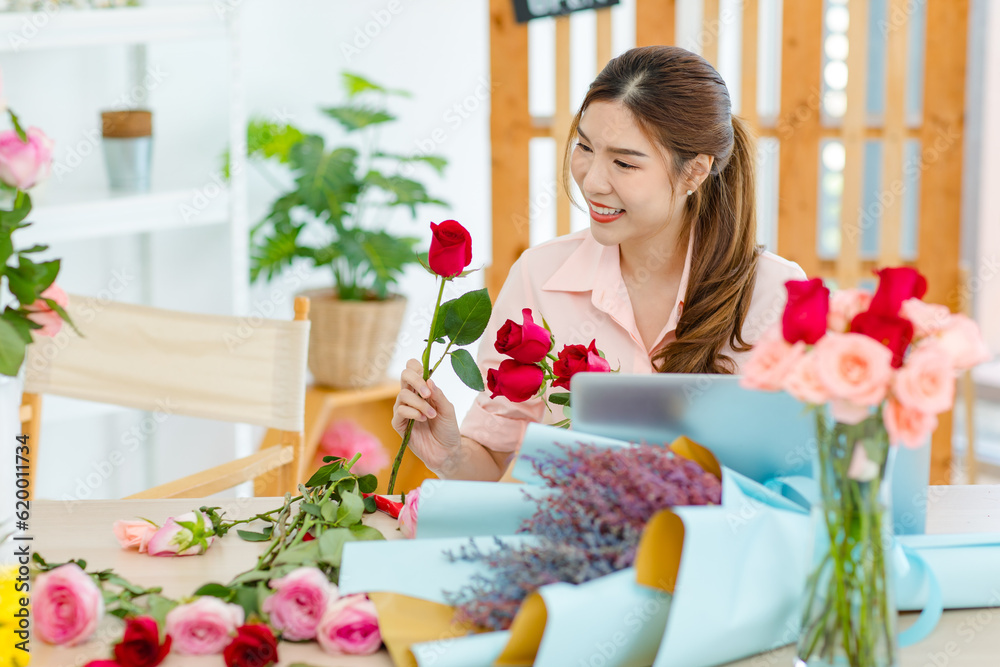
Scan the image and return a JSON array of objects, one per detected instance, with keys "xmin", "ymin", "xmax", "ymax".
[{"xmin": 26, "ymin": 486, "xmax": 1000, "ymax": 667}]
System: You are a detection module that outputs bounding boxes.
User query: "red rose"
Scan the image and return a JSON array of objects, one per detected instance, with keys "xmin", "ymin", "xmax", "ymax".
[
  {"xmin": 113, "ymin": 617, "xmax": 171, "ymax": 667},
  {"xmin": 552, "ymin": 340, "xmax": 611, "ymax": 390},
  {"xmin": 487, "ymin": 359, "xmax": 544, "ymax": 402},
  {"xmin": 782, "ymin": 278, "xmax": 830, "ymax": 345},
  {"xmin": 428, "ymin": 220, "xmax": 472, "ymax": 277},
  {"xmin": 850, "ymin": 310, "xmax": 914, "ymax": 369},
  {"xmin": 495, "ymin": 308, "xmax": 552, "ymax": 364},
  {"xmin": 224, "ymin": 624, "xmax": 279, "ymax": 667},
  {"xmin": 869, "ymin": 267, "xmax": 927, "ymax": 316}
]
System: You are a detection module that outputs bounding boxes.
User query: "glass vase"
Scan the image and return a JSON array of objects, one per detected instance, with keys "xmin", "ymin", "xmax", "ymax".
[{"xmin": 796, "ymin": 408, "xmax": 897, "ymax": 667}]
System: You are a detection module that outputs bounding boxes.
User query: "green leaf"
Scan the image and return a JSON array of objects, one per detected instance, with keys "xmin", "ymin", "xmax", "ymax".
[
  {"xmin": 320, "ymin": 501, "xmax": 339, "ymax": 523},
  {"xmin": 0, "ymin": 318, "xmax": 26, "ymax": 376},
  {"xmin": 363, "ymin": 496, "xmax": 377, "ymax": 513},
  {"xmin": 442, "ymin": 288, "xmax": 493, "ymax": 346},
  {"xmin": 147, "ymin": 594, "xmax": 180, "ymax": 628},
  {"xmin": 373, "ymin": 151, "xmax": 448, "ymax": 176},
  {"xmin": 548, "ymin": 392, "xmax": 571, "ymax": 406},
  {"xmin": 273, "ymin": 541, "xmax": 320, "ymax": 566},
  {"xmin": 229, "ymin": 569, "xmax": 274, "ymax": 586},
  {"xmin": 450, "ymin": 348, "xmax": 484, "ymax": 392},
  {"xmin": 322, "ymin": 105, "xmax": 396, "ymax": 132},
  {"xmin": 335, "ymin": 492, "xmax": 365, "ymax": 527},
  {"xmin": 16, "ymin": 244, "xmax": 47, "ymax": 254},
  {"xmin": 233, "ymin": 585, "xmax": 261, "ymax": 620},
  {"xmin": 1, "ymin": 309, "xmax": 36, "ymax": 345},
  {"xmin": 334, "ymin": 228, "xmax": 420, "ymax": 299},
  {"xmin": 301, "ymin": 503, "xmax": 323, "ymax": 518},
  {"xmin": 289, "ymin": 136, "xmax": 361, "ymax": 219},
  {"xmin": 362, "ymin": 170, "xmax": 446, "ymax": 217},
  {"xmin": 348, "ymin": 524, "xmax": 385, "ymax": 541},
  {"xmin": 358, "ymin": 474, "xmax": 378, "ymax": 494},
  {"xmin": 194, "ymin": 583, "xmax": 234, "ymax": 599},
  {"xmin": 8, "ymin": 109, "xmax": 27, "ymax": 142},
  {"xmin": 317, "ymin": 527, "xmax": 354, "ymax": 567},
  {"xmin": 341, "ymin": 72, "xmax": 411, "ymax": 98},
  {"xmin": 236, "ymin": 528, "xmax": 272, "ymax": 542}
]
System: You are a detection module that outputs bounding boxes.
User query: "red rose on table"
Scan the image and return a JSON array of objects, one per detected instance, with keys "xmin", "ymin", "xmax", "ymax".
[
  {"xmin": 495, "ymin": 308, "xmax": 552, "ymax": 364},
  {"xmin": 850, "ymin": 310, "xmax": 915, "ymax": 369},
  {"xmin": 223, "ymin": 624, "xmax": 279, "ymax": 667},
  {"xmin": 428, "ymin": 220, "xmax": 472, "ymax": 277},
  {"xmin": 869, "ymin": 267, "xmax": 927, "ymax": 316},
  {"xmin": 487, "ymin": 359, "xmax": 544, "ymax": 402},
  {"xmin": 782, "ymin": 278, "xmax": 830, "ymax": 345},
  {"xmin": 113, "ymin": 617, "xmax": 172, "ymax": 667},
  {"xmin": 552, "ymin": 340, "xmax": 611, "ymax": 390}
]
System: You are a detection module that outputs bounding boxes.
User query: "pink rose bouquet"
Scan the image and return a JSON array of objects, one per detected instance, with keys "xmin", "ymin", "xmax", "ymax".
[
  {"xmin": 742, "ymin": 267, "xmax": 990, "ymax": 667},
  {"xmin": 316, "ymin": 594, "xmax": 382, "ymax": 656},
  {"xmin": 33, "ymin": 563, "xmax": 104, "ymax": 646}
]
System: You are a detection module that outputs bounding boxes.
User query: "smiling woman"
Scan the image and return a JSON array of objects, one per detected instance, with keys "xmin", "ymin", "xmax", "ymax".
[{"xmin": 392, "ymin": 45, "xmax": 807, "ymax": 480}]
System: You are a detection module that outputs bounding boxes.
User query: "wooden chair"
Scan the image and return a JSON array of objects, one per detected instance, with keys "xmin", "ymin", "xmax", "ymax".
[{"xmin": 21, "ymin": 296, "xmax": 311, "ymax": 500}]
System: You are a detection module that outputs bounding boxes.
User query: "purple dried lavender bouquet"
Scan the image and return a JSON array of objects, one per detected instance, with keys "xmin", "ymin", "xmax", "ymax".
[{"xmin": 443, "ymin": 441, "xmax": 722, "ymax": 630}]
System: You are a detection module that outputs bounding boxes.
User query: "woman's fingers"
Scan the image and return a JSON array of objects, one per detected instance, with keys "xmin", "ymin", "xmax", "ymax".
[{"xmin": 398, "ymin": 387, "xmax": 437, "ymax": 419}]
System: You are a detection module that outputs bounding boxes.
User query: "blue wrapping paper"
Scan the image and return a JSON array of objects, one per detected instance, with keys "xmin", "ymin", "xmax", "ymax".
[
  {"xmin": 415, "ymin": 480, "xmax": 547, "ymax": 539},
  {"xmin": 411, "ymin": 631, "xmax": 511, "ymax": 667},
  {"xmin": 897, "ymin": 533, "xmax": 1000, "ymax": 611}
]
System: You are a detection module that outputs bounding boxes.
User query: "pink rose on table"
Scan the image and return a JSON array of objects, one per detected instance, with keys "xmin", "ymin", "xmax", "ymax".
[
  {"xmin": 34, "ymin": 563, "xmax": 103, "ymax": 646},
  {"xmin": 933, "ymin": 314, "xmax": 992, "ymax": 370},
  {"xmin": 782, "ymin": 278, "xmax": 830, "ymax": 344},
  {"xmin": 487, "ymin": 359, "xmax": 544, "ymax": 402},
  {"xmin": 317, "ymin": 594, "xmax": 382, "ymax": 656},
  {"xmin": 868, "ymin": 267, "xmax": 927, "ymax": 316},
  {"xmin": 739, "ymin": 327, "xmax": 805, "ymax": 392},
  {"xmin": 0, "ymin": 126, "xmax": 54, "ymax": 190},
  {"xmin": 146, "ymin": 510, "xmax": 216, "ymax": 557},
  {"xmin": 495, "ymin": 308, "xmax": 552, "ymax": 364},
  {"xmin": 113, "ymin": 518, "xmax": 158, "ymax": 553},
  {"xmin": 261, "ymin": 566, "xmax": 334, "ymax": 641},
  {"xmin": 428, "ymin": 219, "xmax": 473, "ymax": 278},
  {"xmin": 166, "ymin": 596, "xmax": 245, "ymax": 655},
  {"xmin": 893, "ymin": 344, "xmax": 956, "ymax": 415},
  {"xmin": 828, "ymin": 288, "xmax": 872, "ymax": 333},
  {"xmin": 25, "ymin": 283, "xmax": 69, "ymax": 338},
  {"xmin": 884, "ymin": 397, "xmax": 937, "ymax": 449},
  {"xmin": 551, "ymin": 339, "xmax": 611, "ymax": 390},
  {"xmin": 397, "ymin": 487, "xmax": 420, "ymax": 539},
  {"xmin": 812, "ymin": 332, "xmax": 893, "ymax": 411}
]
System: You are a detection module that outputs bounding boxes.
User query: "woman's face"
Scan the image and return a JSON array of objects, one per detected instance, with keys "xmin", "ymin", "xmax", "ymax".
[{"xmin": 570, "ymin": 100, "xmax": 689, "ymax": 249}]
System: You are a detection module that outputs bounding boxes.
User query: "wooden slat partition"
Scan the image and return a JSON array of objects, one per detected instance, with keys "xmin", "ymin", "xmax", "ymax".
[
  {"xmin": 916, "ymin": 0, "xmax": 969, "ymax": 483},
  {"xmin": 880, "ymin": 0, "xmax": 910, "ymax": 267},
  {"xmin": 835, "ymin": 0, "xmax": 871, "ymax": 288},
  {"xmin": 636, "ymin": 0, "xmax": 676, "ymax": 48},
  {"xmin": 701, "ymin": 0, "xmax": 720, "ymax": 69},
  {"xmin": 554, "ymin": 15, "xmax": 572, "ymax": 237},
  {"xmin": 776, "ymin": 0, "xmax": 823, "ymax": 278},
  {"xmin": 740, "ymin": 0, "xmax": 758, "ymax": 124},
  {"xmin": 596, "ymin": 7, "xmax": 613, "ymax": 70}
]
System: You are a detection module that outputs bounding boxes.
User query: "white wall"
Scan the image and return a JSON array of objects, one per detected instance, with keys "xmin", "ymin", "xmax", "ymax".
[{"xmin": 2, "ymin": 0, "xmax": 490, "ymax": 499}]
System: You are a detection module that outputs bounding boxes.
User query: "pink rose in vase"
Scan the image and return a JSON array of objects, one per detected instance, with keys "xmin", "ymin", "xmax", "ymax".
[
  {"xmin": 812, "ymin": 332, "xmax": 893, "ymax": 423},
  {"xmin": 34, "ymin": 563, "xmax": 103, "ymax": 646}
]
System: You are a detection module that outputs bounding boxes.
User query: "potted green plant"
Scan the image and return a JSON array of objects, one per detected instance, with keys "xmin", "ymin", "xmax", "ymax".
[{"xmin": 244, "ymin": 73, "xmax": 448, "ymax": 389}]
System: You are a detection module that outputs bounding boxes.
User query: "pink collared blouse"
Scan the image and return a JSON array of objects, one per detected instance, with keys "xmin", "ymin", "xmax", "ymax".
[{"xmin": 460, "ymin": 228, "xmax": 807, "ymax": 454}]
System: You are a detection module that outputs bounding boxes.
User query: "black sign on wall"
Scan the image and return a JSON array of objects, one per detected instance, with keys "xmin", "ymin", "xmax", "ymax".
[{"xmin": 512, "ymin": 0, "xmax": 621, "ymax": 24}]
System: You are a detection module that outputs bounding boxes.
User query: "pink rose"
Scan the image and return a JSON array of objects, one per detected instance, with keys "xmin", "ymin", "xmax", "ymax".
[
  {"xmin": 397, "ymin": 487, "xmax": 420, "ymax": 539},
  {"xmin": 932, "ymin": 314, "xmax": 991, "ymax": 370},
  {"xmin": 900, "ymin": 298, "xmax": 950, "ymax": 339},
  {"xmin": 893, "ymin": 344, "xmax": 956, "ymax": 415},
  {"xmin": 828, "ymin": 289, "xmax": 872, "ymax": 333},
  {"xmin": 739, "ymin": 327, "xmax": 806, "ymax": 392},
  {"xmin": 166, "ymin": 596, "xmax": 245, "ymax": 655},
  {"xmin": 0, "ymin": 126, "xmax": 53, "ymax": 190},
  {"xmin": 812, "ymin": 333, "xmax": 893, "ymax": 408},
  {"xmin": 34, "ymin": 563, "xmax": 103, "ymax": 646},
  {"xmin": 884, "ymin": 398, "xmax": 937, "ymax": 449},
  {"xmin": 783, "ymin": 352, "xmax": 830, "ymax": 405},
  {"xmin": 317, "ymin": 595, "xmax": 382, "ymax": 656},
  {"xmin": 113, "ymin": 519, "xmax": 158, "ymax": 553},
  {"xmin": 847, "ymin": 443, "xmax": 880, "ymax": 482},
  {"xmin": 261, "ymin": 566, "xmax": 334, "ymax": 641},
  {"xmin": 26, "ymin": 283, "xmax": 69, "ymax": 338},
  {"xmin": 314, "ymin": 419, "xmax": 390, "ymax": 476},
  {"xmin": 146, "ymin": 510, "xmax": 216, "ymax": 557}
]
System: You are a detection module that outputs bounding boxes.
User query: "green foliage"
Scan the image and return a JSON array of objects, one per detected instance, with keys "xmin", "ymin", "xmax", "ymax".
[{"xmin": 245, "ymin": 72, "xmax": 449, "ymax": 300}]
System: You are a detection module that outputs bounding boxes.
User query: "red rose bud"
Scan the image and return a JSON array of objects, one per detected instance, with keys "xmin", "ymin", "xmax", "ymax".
[
  {"xmin": 113, "ymin": 617, "xmax": 172, "ymax": 667},
  {"xmin": 224, "ymin": 624, "xmax": 279, "ymax": 667},
  {"xmin": 850, "ymin": 310, "xmax": 914, "ymax": 368},
  {"xmin": 782, "ymin": 278, "xmax": 830, "ymax": 344},
  {"xmin": 552, "ymin": 340, "xmax": 610, "ymax": 390},
  {"xmin": 487, "ymin": 359, "xmax": 544, "ymax": 402},
  {"xmin": 869, "ymin": 267, "xmax": 927, "ymax": 316},
  {"xmin": 495, "ymin": 308, "xmax": 552, "ymax": 363},
  {"xmin": 428, "ymin": 219, "xmax": 473, "ymax": 277}
]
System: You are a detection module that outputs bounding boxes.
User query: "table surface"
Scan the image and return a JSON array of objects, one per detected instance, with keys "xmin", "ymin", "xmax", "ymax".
[{"xmin": 25, "ymin": 485, "xmax": 1000, "ymax": 667}]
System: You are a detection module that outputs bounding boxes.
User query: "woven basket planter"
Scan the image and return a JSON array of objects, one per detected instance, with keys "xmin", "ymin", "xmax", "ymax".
[{"xmin": 301, "ymin": 289, "xmax": 408, "ymax": 389}]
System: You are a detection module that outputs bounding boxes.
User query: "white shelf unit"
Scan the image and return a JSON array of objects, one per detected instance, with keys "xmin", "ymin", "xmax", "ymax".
[{"xmin": 7, "ymin": 3, "xmax": 254, "ymax": 465}]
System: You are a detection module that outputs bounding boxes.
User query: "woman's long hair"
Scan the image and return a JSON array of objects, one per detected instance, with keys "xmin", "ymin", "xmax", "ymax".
[{"xmin": 562, "ymin": 45, "xmax": 760, "ymax": 374}]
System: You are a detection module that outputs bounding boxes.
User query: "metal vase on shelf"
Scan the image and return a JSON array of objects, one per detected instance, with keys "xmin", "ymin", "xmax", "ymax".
[{"xmin": 100, "ymin": 109, "xmax": 152, "ymax": 192}]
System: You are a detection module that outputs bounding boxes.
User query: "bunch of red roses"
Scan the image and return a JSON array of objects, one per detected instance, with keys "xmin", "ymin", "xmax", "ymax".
[
  {"xmin": 742, "ymin": 267, "xmax": 990, "ymax": 448},
  {"xmin": 488, "ymin": 308, "xmax": 612, "ymax": 425}
]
